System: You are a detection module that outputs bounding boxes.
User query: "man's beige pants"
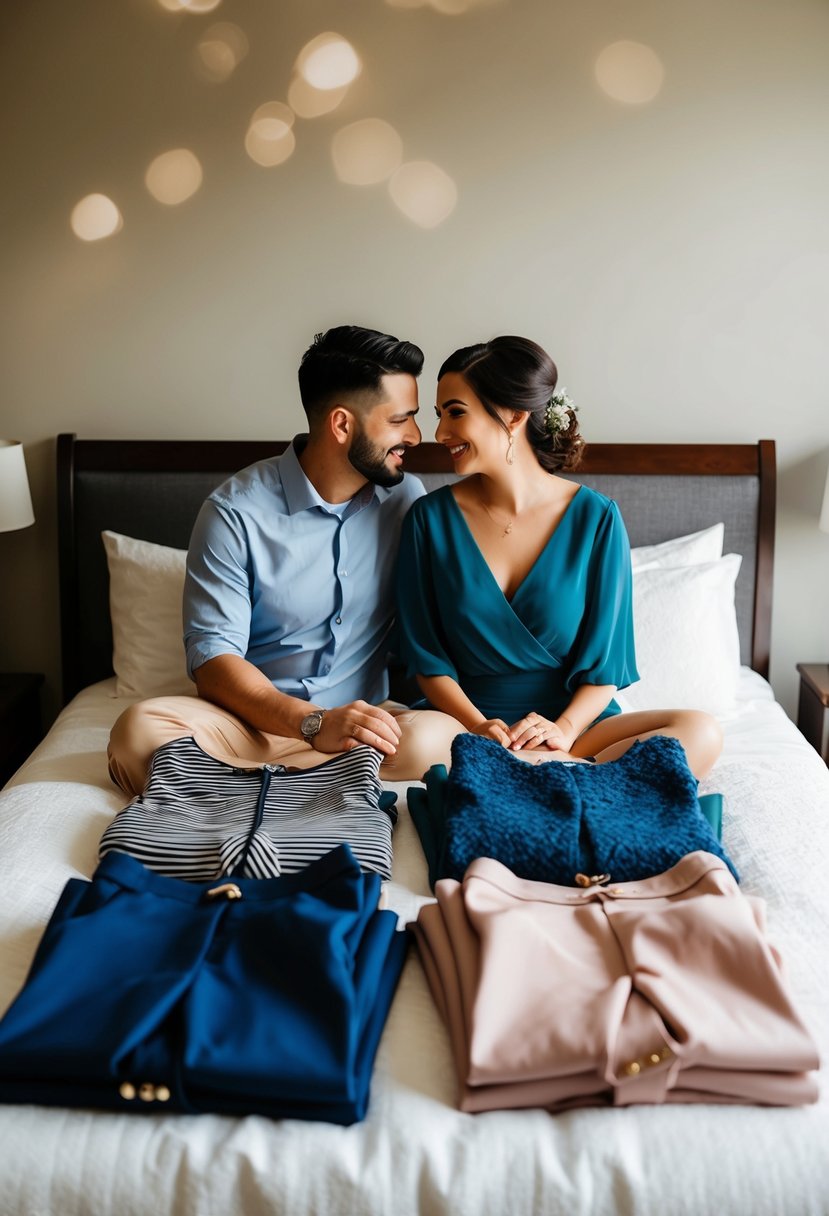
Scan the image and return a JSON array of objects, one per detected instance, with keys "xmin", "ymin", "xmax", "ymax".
[{"xmin": 107, "ymin": 696, "xmax": 460, "ymax": 798}]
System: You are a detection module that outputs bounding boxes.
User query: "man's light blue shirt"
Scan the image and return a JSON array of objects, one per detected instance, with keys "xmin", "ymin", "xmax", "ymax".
[{"xmin": 183, "ymin": 437, "xmax": 425, "ymax": 707}]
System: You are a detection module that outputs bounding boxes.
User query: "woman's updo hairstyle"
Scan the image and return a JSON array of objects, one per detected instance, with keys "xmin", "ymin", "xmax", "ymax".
[{"xmin": 438, "ymin": 335, "xmax": 584, "ymax": 472}]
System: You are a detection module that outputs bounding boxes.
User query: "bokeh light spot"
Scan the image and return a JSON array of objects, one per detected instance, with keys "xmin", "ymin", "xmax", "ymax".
[
  {"xmin": 332, "ymin": 119, "xmax": 403, "ymax": 186},
  {"xmin": 250, "ymin": 101, "xmax": 295, "ymax": 133},
  {"xmin": 195, "ymin": 22, "xmax": 248, "ymax": 82},
  {"xmin": 145, "ymin": 149, "xmax": 203, "ymax": 205},
  {"xmin": 388, "ymin": 161, "xmax": 458, "ymax": 228},
  {"xmin": 429, "ymin": 0, "xmax": 475, "ymax": 13},
  {"xmin": 70, "ymin": 194, "xmax": 123, "ymax": 242},
  {"xmin": 157, "ymin": 0, "xmax": 222, "ymax": 12},
  {"xmin": 296, "ymin": 33, "xmax": 361, "ymax": 91},
  {"xmin": 288, "ymin": 74, "xmax": 348, "ymax": 118},
  {"xmin": 245, "ymin": 102, "xmax": 297, "ymax": 167},
  {"xmin": 594, "ymin": 40, "xmax": 664, "ymax": 104},
  {"xmin": 386, "ymin": 0, "xmax": 495, "ymax": 10}
]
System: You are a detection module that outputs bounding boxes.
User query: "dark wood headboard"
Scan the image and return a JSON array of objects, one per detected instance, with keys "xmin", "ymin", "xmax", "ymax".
[{"xmin": 56, "ymin": 434, "xmax": 776, "ymax": 704}]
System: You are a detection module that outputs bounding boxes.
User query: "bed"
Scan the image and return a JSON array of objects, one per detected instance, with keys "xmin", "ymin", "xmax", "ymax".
[{"xmin": 1, "ymin": 434, "xmax": 827, "ymax": 1216}]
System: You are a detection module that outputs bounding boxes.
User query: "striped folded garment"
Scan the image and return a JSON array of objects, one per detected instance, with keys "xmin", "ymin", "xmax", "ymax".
[{"xmin": 99, "ymin": 736, "xmax": 398, "ymax": 880}]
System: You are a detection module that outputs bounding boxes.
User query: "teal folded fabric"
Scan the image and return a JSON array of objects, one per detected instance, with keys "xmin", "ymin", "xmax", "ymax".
[
  {"xmin": 410, "ymin": 734, "xmax": 724, "ymax": 890},
  {"xmin": 378, "ymin": 790, "xmax": 399, "ymax": 815},
  {"xmin": 698, "ymin": 792, "xmax": 723, "ymax": 840},
  {"xmin": 407, "ymin": 766, "xmax": 449, "ymax": 890}
]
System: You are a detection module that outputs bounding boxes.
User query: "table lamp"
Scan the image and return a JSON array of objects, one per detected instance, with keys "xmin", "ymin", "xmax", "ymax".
[{"xmin": 0, "ymin": 440, "xmax": 35, "ymax": 532}]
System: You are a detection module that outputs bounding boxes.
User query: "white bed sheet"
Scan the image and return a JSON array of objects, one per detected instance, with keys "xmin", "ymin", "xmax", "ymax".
[{"xmin": 0, "ymin": 672, "xmax": 828, "ymax": 1216}]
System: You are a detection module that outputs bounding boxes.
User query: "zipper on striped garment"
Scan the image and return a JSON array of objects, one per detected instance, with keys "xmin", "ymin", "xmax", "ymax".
[{"xmin": 229, "ymin": 763, "xmax": 283, "ymax": 878}]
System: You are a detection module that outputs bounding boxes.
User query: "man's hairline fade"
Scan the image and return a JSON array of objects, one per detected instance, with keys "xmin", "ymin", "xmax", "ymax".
[
  {"xmin": 304, "ymin": 377, "xmax": 412, "ymax": 427},
  {"xmin": 297, "ymin": 325, "xmax": 424, "ymax": 425}
]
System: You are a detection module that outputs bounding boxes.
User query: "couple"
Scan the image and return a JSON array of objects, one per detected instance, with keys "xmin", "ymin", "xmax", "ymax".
[{"xmin": 108, "ymin": 325, "xmax": 722, "ymax": 796}]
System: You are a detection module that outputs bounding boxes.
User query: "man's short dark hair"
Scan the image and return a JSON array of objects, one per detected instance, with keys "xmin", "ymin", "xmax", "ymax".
[{"xmin": 298, "ymin": 325, "xmax": 424, "ymax": 422}]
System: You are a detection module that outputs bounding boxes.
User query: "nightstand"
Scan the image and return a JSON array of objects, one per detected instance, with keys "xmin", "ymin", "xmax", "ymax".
[
  {"xmin": 0, "ymin": 672, "xmax": 44, "ymax": 787},
  {"xmin": 796, "ymin": 663, "xmax": 829, "ymax": 764}
]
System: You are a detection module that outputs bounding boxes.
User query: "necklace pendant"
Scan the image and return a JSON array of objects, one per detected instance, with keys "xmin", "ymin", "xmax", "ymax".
[{"xmin": 503, "ymin": 522, "xmax": 513, "ymax": 536}]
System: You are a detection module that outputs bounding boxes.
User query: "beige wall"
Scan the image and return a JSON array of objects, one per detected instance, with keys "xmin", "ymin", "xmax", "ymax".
[{"xmin": 2, "ymin": 0, "xmax": 828, "ymax": 726}]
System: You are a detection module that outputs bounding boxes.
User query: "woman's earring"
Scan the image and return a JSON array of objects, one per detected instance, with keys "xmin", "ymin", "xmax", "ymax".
[{"xmin": 506, "ymin": 434, "xmax": 515, "ymax": 465}]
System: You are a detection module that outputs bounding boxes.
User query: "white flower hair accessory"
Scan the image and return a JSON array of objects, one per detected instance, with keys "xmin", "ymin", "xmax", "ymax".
[{"xmin": 544, "ymin": 387, "xmax": 577, "ymax": 438}]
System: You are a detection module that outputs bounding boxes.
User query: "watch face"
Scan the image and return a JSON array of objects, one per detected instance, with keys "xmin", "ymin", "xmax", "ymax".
[{"xmin": 301, "ymin": 711, "xmax": 324, "ymax": 739}]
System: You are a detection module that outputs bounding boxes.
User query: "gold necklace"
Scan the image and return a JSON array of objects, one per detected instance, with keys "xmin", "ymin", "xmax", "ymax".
[
  {"xmin": 480, "ymin": 499, "xmax": 514, "ymax": 537},
  {"xmin": 479, "ymin": 490, "xmax": 552, "ymax": 537}
]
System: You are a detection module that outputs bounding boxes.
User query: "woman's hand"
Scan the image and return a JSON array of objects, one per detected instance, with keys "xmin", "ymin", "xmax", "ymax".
[
  {"xmin": 508, "ymin": 712, "xmax": 576, "ymax": 753},
  {"xmin": 470, "ymin": 718, "xmax": 513, "ymax": 748}
]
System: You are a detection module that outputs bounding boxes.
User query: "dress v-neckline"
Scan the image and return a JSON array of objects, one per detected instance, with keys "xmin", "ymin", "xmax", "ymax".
[{"xmin": 446, "ymin": 484, "xmax": 583, "ymax": 607}]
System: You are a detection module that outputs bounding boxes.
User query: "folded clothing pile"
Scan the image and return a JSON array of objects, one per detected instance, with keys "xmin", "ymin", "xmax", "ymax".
[
  {"xmin": 408, "ymin": 733, "xmax": 735, "ymax": 887},
  {"xmin": 411, "ymin": 852, "xmax": 819, "ymax": 1113},
  {"xmin": 0, "ymin": 844, "xmax": 406, "ymax": 1125},
  {"xmin": 100, "ymin": 736, "xmax": 398, "ymax": 881}
]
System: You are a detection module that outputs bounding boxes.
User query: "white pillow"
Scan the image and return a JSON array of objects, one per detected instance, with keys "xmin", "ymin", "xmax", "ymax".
[
  {"xmin": 102, "ymin": 531, "xmax": 194, "ymax": 699},
  {"xmin": 630, "ymin": 523, "xmax": 724, "ymax": 570},
  {"xmin": 619, "ymin": 552, "xmax": 742, "ymax": 715}
]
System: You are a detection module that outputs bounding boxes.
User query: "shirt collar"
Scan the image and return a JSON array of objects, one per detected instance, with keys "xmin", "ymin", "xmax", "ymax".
[{"xmin": 279, "ymin": 434, "xmax": 393, "ymax": 516}]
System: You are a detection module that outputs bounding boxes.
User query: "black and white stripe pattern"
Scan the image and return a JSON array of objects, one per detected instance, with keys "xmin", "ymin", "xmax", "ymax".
[{"xmin": 99, "ymin": 737, "xmax": 396, "ymax": 880}]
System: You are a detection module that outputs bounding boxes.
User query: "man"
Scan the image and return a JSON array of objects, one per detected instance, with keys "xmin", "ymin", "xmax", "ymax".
[{"xmin": 108, "ymin": 324, "xmax": 444, "ymax": 796}]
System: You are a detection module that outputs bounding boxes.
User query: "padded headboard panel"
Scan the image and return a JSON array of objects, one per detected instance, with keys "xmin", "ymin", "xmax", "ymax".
[{"xmin": 57, "ymin": 435, "xmax": 775, "ymax": 704}]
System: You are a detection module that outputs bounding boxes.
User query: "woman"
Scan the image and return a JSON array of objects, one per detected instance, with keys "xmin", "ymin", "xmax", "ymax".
[{"xmin": 395, "ymin": 336, "xmax": 722, "ymax": 779}]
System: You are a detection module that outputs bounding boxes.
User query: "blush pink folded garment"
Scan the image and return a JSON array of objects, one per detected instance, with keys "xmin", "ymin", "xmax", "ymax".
[{"xmin": 410, "ymin": 851, "xmax": 819, "ymax": 1113}]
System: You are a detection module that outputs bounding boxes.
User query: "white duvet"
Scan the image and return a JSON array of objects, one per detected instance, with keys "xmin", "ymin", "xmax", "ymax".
[{"xmin": 0, "ymin": 672, "xmax": 828, "ymax": 1216}]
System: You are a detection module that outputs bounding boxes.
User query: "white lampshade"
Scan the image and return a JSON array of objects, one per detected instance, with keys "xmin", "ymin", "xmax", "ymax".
[
  {"xmin": 820, "ymin": 462, "xmax": 829, "ymax": 535},
  {"xmin": 0, "ymin": 440, "xmax": 35, "ymax": 532}
]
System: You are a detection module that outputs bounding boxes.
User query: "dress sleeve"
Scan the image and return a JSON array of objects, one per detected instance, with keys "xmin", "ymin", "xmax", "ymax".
[
  {"xmin": 395, "ymin": 500, "xmax": 459, "ymax": 682},
  {"xmin": 183, "ymin": 498, "xmax": 252, "ymax": 678},
  {"xmin": 565, "ymin": 500, "xmax": 639, "ymax": 693}
]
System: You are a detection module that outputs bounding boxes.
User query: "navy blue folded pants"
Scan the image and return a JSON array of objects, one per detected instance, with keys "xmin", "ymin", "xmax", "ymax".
[{"xmin": 0, "ymin": 845, "xmax": 407, "ymax": 1125}]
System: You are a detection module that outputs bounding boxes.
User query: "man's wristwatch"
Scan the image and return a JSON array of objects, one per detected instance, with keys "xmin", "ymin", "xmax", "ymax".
[{"xmin": 300, "ymin": 709, "xmax": 326, "ymax": 744}]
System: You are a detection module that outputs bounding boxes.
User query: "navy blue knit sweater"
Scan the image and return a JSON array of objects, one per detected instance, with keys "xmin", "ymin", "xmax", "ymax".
[{"xmin": 441, "ymin": 733, "xmax": 737, "ymax": 885}]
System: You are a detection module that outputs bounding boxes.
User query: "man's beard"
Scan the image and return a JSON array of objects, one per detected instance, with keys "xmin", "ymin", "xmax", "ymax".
[{"xmin": 348, "ymin": 426, "xmax": 404, "ymax": 487}]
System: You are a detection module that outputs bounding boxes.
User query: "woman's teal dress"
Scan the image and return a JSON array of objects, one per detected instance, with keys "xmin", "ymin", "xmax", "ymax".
[{"xmin": 395, "ymin": 484, "xmax": 638, "ymax": 724}]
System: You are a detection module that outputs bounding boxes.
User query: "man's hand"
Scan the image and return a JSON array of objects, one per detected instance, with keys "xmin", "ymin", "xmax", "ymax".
[{"xmin": 314, "ymin": 701, "xmax": 402, "ymax": 757}]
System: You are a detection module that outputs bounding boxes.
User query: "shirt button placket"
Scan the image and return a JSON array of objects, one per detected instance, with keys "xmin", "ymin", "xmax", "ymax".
[
  {"xmin": 331, "ymin": 521, "xmax": 344, "ymax": 630},
  {"xmin": 334, "ymin": 525, "xmax": 347, "ymax": 630}
]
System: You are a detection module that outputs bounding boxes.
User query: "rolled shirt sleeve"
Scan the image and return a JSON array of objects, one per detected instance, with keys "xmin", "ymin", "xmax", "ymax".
[{"xmin": 183, "ymin": 500, "xmax": 253, "ymax": 678}]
